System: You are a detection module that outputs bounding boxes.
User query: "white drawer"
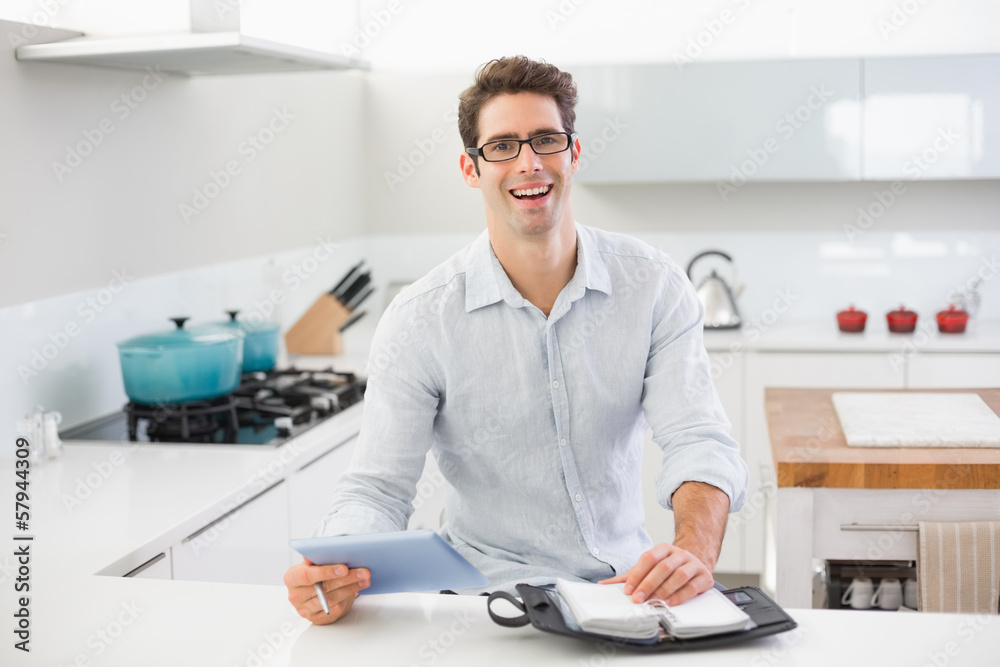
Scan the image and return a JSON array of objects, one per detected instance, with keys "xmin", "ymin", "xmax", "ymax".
[{"xmin": 813, "ymin": 488, "xmax": 1000, "ymax": 562}]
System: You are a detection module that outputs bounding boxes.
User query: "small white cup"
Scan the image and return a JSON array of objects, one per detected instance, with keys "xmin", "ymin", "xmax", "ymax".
[
  {"xmin": 872, "ymin": 578, "xmax": 903, "ymax": 610},
  {"xmin": 42, "ymin": 411, "xmax": 63, "ymax": 460},
  {"xmin": 904, "ymin": 578, "xmax": 918, "ymax": 609},
  {"xmin": 841, "ymin": 577, "xmax": 874, "ymax": 609}
]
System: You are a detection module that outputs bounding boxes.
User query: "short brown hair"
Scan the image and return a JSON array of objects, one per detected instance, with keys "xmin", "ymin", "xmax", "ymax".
[{"xmin": 458, "ymin": 56, "xmax": 578, "ymax": 154}]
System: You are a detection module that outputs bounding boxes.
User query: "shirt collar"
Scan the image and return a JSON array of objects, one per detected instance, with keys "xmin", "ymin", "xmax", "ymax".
[{"xmin": 464, "ymin": 222, "xmax": 613, "ymax": 314}]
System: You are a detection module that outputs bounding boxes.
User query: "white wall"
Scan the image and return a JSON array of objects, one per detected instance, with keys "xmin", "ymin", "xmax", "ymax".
[
  {"xmin": 357, "ymin": 0, "xmax": 1000, "ymax": 71},
  {"xmin": 0, "ymin": 20, "xmax": 366, "ymax": 309},
  {"xmin": 5, "ymin": 1, "xmax": 999, "ymax": 69}
]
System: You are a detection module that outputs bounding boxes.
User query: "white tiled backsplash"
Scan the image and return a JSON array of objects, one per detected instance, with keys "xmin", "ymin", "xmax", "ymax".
[
  {"xmin": 370, "ymin": 228, "xmax": 1000, "ymax": 321},
  {"xmin": 1, "ymin": 237, "xmax": 369, "ymax": 443},
  {"xmin": 2, "ymin": 228, "xmax": 998, "ymax": 450}
]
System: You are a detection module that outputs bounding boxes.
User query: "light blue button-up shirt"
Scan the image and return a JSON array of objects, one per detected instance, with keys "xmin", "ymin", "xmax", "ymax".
[{"xmin": 316, "ymin": 222, "xmax": 748, "ymax": 590}]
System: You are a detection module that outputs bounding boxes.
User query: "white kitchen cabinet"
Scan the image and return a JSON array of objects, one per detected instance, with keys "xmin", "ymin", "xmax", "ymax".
[
  {"xmin": 746, "ymin": 351, "xmax": 905, "ymax": 576},
  {"xmin": 905, "ymin": 353, "xmax": 1000, "ymax": 388},
  {"xmin": 863, "ymin": 55, "xmax": 1000, "ymax": 179},
  {"xmin": 641, "ymin": 351, "xmax": 744, "ymax": 573},
  {"xmin": 172, "ymin": 481, "xmax": 290, "ymax": 586},
  {"xmin": 571, "ymin": 59, "xmax": 861, "ymax": 184},
  {"xmin": 287, "ymin": 436, "xmax": 359, "ymax": 565}
]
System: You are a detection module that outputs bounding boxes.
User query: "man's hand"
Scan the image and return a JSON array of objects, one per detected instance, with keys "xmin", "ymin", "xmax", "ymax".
[
  {"xmin": 284, "ymin": 558, "xmax": 370, "ymax": 625},
  {"xmin": 600, "ymin": 481, "xmax": 731, "ymax": 606},
  {"xmin": 599, "ymin": 543, "xmax": 713, "ymax": 606}
]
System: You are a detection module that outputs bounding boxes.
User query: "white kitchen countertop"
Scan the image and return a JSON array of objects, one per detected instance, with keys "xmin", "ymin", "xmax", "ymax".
[
  {"xmin": 703, "ymin": 318, "xmax": 1000, "ymax": 353},
  {"xmin": 6, "ymin": 576, "xmax": 998, "ymax": 666},
  {"xmin": 17, "ymin": 399, "xmax": 364, "ymax": 578}
]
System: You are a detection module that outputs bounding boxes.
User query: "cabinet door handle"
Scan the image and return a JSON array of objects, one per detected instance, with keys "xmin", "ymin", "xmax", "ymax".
[
  {"xmin": 123, "ymin": 552, "xmax": 166, "ymax": 577},
  {"xmin": 183, "ymin": 481, "xmax": 283, "ymax": 542},
  {"xmin": 840, "ymin": 523, "xmax": 918, "ymax": 532}
]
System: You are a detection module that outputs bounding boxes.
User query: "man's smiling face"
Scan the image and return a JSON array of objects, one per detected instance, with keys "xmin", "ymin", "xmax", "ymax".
[{"xmin": 461, "ymin": 92, "xmax": 580, "ymax": 239}]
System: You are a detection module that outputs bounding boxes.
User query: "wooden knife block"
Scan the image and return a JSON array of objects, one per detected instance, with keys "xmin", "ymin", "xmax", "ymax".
[{"xmin": 285, "ymin": 294, "xmax": 351, "ymax": 355}]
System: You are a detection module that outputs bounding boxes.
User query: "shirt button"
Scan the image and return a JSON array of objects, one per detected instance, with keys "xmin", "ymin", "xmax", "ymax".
[
  {"xmin": 592, "ymin": 547, "xmax": 600, "ymax": 556},
  {"xmin": 574, "ymin": 493, "xmax": 582, "ymax": 502},
  {"xmin": 560, "ymin": 439, "xmax": 567, "ymax": 447},
  {"xmin": 552, "ymin": 380, "xmax": 559, "ymax": 388}
]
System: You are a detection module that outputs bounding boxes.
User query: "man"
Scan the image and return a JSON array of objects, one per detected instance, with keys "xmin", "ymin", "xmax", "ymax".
[{"xmin": 284, "ymin": 56, "xmax": 748, "ymax": 625}]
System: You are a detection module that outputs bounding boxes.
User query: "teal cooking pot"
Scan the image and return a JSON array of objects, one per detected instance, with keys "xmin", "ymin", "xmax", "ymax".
[
  {"xmin": 116, "ymin": 317, "xmax": 244, "ymax": 404},
  {"xmin": 214, "ymin": 310, "xmax": 280, "ymax": 373}
]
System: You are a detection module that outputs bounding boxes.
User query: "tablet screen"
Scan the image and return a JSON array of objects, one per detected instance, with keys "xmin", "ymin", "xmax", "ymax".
[{"xmin": 290, "ymin": 530, "xmax": 490, "ymax": 595}]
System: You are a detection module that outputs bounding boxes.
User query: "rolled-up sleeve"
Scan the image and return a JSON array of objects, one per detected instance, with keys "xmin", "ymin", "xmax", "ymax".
[
  {"xmin": 640, "ymin": 263, "xmax": 748, "ymax": 513},
  {"xmin": 313, "ymin": 299, "xmax": 441, "ymax": 537}
]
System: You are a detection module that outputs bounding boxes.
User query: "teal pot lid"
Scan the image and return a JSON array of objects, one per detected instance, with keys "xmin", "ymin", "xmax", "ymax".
[{"xmin": 117, "ymin": 317, "xmax": 239, "ymax": 350}]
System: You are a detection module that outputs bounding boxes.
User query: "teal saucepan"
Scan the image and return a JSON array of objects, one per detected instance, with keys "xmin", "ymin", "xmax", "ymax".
[
  {"xmin": 207, "ymin": 310, "xmax": 280, "ymax": 373},
  {"xmin": 116, "ymin": 317, "xmax": 244, "ymax": 404}
]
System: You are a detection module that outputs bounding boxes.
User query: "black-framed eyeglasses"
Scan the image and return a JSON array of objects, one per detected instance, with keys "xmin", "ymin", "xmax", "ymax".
[{"xmin": 465, "ymin": 132, "xmax": 576, "ymax": 162}]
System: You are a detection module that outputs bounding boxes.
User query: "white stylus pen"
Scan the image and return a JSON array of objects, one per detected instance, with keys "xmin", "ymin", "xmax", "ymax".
[{"xmin": 314, "ymin": 582, "xmax": 330, "ymax": 615}]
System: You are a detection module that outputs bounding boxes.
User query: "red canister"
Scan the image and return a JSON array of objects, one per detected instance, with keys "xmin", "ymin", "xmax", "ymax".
[
  {"xmin": 886, "ymin": 306, "xmax": 918, "ymax": 333},
  {"xmin": 936, "ymin": 305, "xmax": 969, "ymax": 334},
  {"xmin": 836, "ymin": 305, "xmax": 868, "ymax": 333}
]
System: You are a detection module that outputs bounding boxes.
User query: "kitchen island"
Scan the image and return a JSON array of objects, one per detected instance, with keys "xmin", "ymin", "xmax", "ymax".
[{"xmin": 766, "ymin": 387, "xmax": 1000, "ymax": 608}]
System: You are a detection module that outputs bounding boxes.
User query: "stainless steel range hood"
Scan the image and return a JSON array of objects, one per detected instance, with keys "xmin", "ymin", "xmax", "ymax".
[{"xmin": 15, "ymin": 0, "xmax": 366, "ymax": 76}]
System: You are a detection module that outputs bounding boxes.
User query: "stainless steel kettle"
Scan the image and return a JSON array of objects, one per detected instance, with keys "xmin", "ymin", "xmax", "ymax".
[{"xmin": 686, "ymin": 250, "xmax": 743, "ymax": 329}]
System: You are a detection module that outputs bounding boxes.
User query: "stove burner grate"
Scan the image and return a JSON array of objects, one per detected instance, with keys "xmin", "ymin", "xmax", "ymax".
[{"xmin": 126, "ymin": 395, "xmax": 240, "ymax": 443}]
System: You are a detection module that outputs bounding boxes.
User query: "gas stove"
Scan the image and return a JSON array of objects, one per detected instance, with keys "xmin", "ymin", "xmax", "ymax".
[{"xmin": 61, "ymin": 366, "xmax": 366, "ymax": 446}]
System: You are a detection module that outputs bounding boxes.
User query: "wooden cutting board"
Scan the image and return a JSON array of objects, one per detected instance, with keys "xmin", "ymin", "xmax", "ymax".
[{"xmin": 832, "ymin": 392, "xmax": 1000, "ymax": 447}]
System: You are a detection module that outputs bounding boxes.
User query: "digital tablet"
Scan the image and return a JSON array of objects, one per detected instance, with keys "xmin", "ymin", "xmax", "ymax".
[{"xmin": 289, "ymin": 530, "xmax": 490, "ymax": 595}]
